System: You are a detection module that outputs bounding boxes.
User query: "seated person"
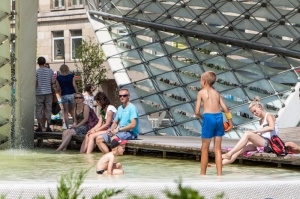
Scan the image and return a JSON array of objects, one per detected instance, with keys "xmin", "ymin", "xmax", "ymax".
[
  {"xmin": 96, "ymin": 138, "xmax": 127, "ymax": 175},
  {"xmin": 56, "ymin": 93, "xmax": 89, "ymax": 151},
  {"xmin": 285, "ymin": 142, "xmax": 300, "ymax": 154},
  {"xmin": 222, "ymin": 96, "xmax": 278, "ymax": 165},
  {"xmin": 96, "ymin": 88, "xmax": 139, "ymax": 154},
  {"xmin": 80, "ymin": 92, "xmax": 117, "ymax": 154}
]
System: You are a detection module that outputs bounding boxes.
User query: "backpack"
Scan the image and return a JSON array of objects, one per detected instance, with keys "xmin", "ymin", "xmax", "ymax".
[
  {"xmin": 265, "ymin": 135, "xmax": 289, "ymax": 156},
  {"xmin": 87, "ymin": 106, "xmax": 99, "ymax": 130}
]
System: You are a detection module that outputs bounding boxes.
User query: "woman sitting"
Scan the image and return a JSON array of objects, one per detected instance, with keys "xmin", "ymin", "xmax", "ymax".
[
  {"xmin": 56, "ymin": 93, "xmax": 89, "ymax": 151},
  {"xmin": 222, "ymin": 96, "xmax": 278, "ymax": 165},
  {"xmin": 80, "ymin": 92, "xmax": 117, "ymax": 154}
]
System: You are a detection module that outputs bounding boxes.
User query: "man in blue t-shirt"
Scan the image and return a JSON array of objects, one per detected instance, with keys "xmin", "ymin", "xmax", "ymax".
[{"xmin": 96, "ymin": 88, "xmax": 139, "ymax": 154}]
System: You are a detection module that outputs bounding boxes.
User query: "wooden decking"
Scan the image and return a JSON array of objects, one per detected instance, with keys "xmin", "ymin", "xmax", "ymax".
[{"xmin": 34, "ymin": 127, "xmax": 300, "ymax": 167}]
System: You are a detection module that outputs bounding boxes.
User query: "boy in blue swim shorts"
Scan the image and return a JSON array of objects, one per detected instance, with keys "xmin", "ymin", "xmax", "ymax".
[{"xmin": 195, "ymin": 71, "xmax": 233, "ymax": 176}]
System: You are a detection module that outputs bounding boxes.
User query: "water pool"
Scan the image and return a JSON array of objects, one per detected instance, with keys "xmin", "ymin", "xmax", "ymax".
[{"xmin": 0, "ymin": 149, "xmax": 300, "ymax": 198}]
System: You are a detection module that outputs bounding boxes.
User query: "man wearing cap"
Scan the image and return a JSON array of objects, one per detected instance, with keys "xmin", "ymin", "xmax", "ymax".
[
  {"xmin": 35, "ymin": 57, "xmax": 56, "ymax": 132},
  {"xmin": 96, "ymin": 88, "xmax": 139, "ymax": 153},
  {"xmin": 96, "ymin": 137, "xmax": 127, "ymax": 175}
]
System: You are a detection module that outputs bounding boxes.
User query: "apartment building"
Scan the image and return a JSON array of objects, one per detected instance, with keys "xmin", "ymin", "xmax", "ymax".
[{"xmin": 37, "ymin": 0, "xmax": 119, "ymax": 105}]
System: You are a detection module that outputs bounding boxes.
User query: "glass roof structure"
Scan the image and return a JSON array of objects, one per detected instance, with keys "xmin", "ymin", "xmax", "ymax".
[{"xmin": 86, "ymin": 0, "xmax": 300, "ymax": 138}]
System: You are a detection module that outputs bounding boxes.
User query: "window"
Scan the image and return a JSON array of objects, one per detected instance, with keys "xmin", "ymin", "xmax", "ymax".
[
  {"xmin": 71, "ymin": 0, "xmax": 83, "ymax": 6},
  {"xmin": 53, "ymin": 0, "xmax": 65, "ymax": 8},
  {"xmin": 71, "ymin": 30, "xmax": 82, "ymax": 59},
  {"xmin": 53, "ymin": 31, "xmax": 64, "ymax": 60}
]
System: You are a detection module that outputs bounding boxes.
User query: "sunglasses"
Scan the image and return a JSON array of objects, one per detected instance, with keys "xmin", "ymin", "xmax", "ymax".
[
  {"xmin": 75, "ymin": 96, "xmax": 83, "ymax": 99},
  {"xmin": 119, "ymin": 94, "xmax": 129, "ymax": 98}
]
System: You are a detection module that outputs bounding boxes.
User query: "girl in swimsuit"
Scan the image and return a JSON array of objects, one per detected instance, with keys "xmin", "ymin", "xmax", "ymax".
[{"xmin": 222, "ymin": 96, "xmax": 278, "ymax": 165}]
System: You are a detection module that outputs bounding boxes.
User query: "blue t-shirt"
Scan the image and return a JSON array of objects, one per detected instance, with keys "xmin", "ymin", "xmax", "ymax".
[
  {"xmin": 57, "ymin": 73, "xmax": 76, "ymax": 96},
  {"xmin": 116, "ymin": 103, "xmax": 139, "ymax": 137}
]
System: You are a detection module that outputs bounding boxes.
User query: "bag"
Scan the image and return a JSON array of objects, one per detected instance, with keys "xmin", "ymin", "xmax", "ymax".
[
  {"xmin": 266, "ymin": 135, "xmax": 289, "ymax": 156},
  {"xmin": 87, "ymin": 107, "xmax": 99, "ymax": 130},
  {"xmin": 52, "ymin": 102, "xmax": 61, "ymax": 115}
]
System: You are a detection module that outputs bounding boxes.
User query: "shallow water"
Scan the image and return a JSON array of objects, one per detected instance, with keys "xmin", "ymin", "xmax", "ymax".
[
  {"xmin": 1, "ymin": 149, "xmax": 300, "ymax": 198},
  {"xmin": 0, "ymin": 148, "xmax": 299, "ymax": 182}
]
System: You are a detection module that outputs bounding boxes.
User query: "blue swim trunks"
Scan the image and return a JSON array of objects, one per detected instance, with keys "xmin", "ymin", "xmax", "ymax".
[{"xmin": 201, "ymin": 113, "xmax": 224, "ymax": 139}]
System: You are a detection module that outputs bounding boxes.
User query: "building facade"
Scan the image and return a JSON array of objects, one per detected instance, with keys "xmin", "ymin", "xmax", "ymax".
[{"xmin": 37, "ymin": 0, "xmax": 119, "ymax": 106}]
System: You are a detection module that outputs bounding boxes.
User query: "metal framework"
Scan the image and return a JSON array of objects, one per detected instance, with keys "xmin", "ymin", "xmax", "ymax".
[{"xmin": 86, "ymin": 0, "xmax": 300, "ymax": 138}]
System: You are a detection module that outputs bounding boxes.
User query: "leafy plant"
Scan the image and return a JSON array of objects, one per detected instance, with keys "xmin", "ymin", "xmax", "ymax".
[
  {"xmin": 37, "ymin": 170, "xmax": 122, "ymax": 199},
  {"xmin": 75, "ymin": 39, "xmax": 107, "ymax": 91}
]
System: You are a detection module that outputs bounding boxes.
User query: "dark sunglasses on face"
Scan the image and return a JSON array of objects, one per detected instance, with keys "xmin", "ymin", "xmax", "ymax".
[
  {"xmin": 75, "ymin": 96, "xmax": 83, "ymax": 99},
  {"xmin": 119, "ymin": 94, "xmax": 129, "ymax": 98}
]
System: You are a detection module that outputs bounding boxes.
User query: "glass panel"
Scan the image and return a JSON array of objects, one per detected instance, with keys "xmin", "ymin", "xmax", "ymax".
[
  {"xmin": 177, "ymin": 121, "xmax": 201, "ymax": 136},
  {"xmin": 245, "ymin": 80, "xmax": 275, "ymax": 99},
  {"xmin": 170, "ymin": 103, "xmax": 195, "ymax": 123},
  {"xmin": 270, "ymin": 71, "xmax": 298, "ymax": 85},
  {"xmin": 54, "ymin": 39, "xmax": 64, "ymax": 60},
  {"xmin": 72, "ymin": 38, "xmax": 82, "ymax": 59},
  {"xmin": 72, "ymin": 0, "xmax": 83, "ymax": 6},
  {"xmin": 220, "ymin": 88, "xmax": 248, "ymax": 107},
  {"xmin": 162, "ymin": 87, "xmax": 188, "ymax": 107},
  {"xmin": 54, "ymin": 0, "xmax": 65, "ymax": 7}
]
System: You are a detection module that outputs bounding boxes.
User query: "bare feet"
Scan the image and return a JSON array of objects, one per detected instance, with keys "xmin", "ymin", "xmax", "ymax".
[
  {"xmin": 222, "ymin": 153, "xmax": 232, "ymax": 160},
  {"xmin": 207, "ymin": 163, "xmax": 216, "ymax": 167}
]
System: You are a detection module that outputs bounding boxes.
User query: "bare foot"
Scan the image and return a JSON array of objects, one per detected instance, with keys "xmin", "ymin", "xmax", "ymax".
[
  {"xmin": 222, "ymin": 153, "xmax": 231, "ymax": 160},
  {"xmin": 208, "ymin": 163, "xmax": 216, "ymax": 167}
]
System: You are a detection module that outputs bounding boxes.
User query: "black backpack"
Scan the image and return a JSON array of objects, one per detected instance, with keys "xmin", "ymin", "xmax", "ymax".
[{"xmin": 264, "ymin": 135, "xmax": 289, "ymax": 156}]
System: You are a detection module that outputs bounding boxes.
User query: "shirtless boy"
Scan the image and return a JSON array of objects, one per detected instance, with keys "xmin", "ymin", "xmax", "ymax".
[
  {"xmin": 194, "ymin": 71, "xmax": 233, "ymax": 176},
  {"xmin": 96, "ymin": 137, "xmax": 127, "ymax": 175}
]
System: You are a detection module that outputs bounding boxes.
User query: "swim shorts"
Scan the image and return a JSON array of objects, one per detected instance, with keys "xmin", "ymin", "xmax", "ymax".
[
  {"xmin": 96, "ymin": 170, "xmax": 106, "ymax": 174},
  {"xmin": 201, "ymin": 112, "xmax": 224, "ymax": 139}
]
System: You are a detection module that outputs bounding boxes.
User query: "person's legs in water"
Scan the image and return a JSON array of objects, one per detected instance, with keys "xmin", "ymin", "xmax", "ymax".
[
  {"xmin": 96, "ymin": 134, "xmax": 110, "ymax": 154},
  {"xmin": 56, "ymin": 129, "xmax": 76, "ymax": 151},
  {"xmin": 213, "ymin": 136, "xmax": 223, "ymax": 176},
  {"xmin": 86, "ymin": 131, "xmax": 107, "ymax": 154},
  {"xmin": 200, "ymin": 138, "xmax": 211, "ymax": 175}
]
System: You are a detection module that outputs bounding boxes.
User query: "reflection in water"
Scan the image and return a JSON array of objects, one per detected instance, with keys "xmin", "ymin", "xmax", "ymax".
[{"xmin": 0, "ymin": 148, "xmax": 300, "ymax": 183}]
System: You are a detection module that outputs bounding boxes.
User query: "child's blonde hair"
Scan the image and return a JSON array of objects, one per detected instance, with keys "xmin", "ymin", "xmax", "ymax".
[
  {"xmin": 248, "ymin": 96, "xmax": 263, "ymax": 109},
  {"xmin": 201, "ymin": 71, "xmax": 216, "ymax": 86}
]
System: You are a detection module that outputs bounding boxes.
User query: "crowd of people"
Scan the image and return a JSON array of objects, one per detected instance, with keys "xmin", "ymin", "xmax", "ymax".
[
  {"xmin": 36, "ymin": 57, "xmax": 299, "ymax": 176},
  {"xmin": 35, "ymin": 56, "xmax": 139, "ymax": 174}
]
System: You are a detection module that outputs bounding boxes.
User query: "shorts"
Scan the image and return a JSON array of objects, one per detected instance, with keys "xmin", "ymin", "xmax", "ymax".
[
  {"xmin": 61, "ymin": 94, "xmax": 75, "ymax": 104},
  {"xmin": 96, "ymin": 170, "xmax": 106, "ymax": 174},
  {"xmin": 102, "ymin": 131, "xmax": 137, "ymax": 143},
  {"xmin": 73, "ymin": 125, "xmax": 88, "ymax": 136},
  {"xmin": 50, "ymin": 119, "xmax": 63, "ymax": 126},
  {"xmin": 201, "ymin": 113, "xmax": 224, "ymax": 139},
  {"xmin": 36, "ymin": 94, "xmax": 52, "ymax": 120}
]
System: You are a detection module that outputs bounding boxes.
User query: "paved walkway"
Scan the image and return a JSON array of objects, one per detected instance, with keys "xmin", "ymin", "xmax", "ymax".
[{"xmin": 35, "ymin": 127, "xmax": 300, "ymax": 166}]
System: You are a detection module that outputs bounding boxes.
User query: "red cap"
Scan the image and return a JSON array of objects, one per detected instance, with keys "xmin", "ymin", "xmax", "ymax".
[{"xmin": 111, "ymin": 137, "xmax": 128, "ymax": 149}]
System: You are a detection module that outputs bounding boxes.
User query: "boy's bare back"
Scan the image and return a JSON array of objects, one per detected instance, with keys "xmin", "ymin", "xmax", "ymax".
[
  {"xmin": 195, "ymin": 71, "xmax": 229, "ymax": 118},
  {"xmin": 96, "ymin": 152, "xmax": 115, "ymax": 171},
  {"xmin": 198, "ymin": 87, "xmax": 222, "ymax": 113}
]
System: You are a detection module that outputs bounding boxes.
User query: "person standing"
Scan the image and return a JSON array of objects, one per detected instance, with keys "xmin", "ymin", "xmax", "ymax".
[
  {"xmin": 56, "ymin": 64, "xmax": 78, "ymax": 129},
  {"xmin": 194, "ymin": 71, "xmax": 233, "ymax": 176},
  {"xmin": 83, "ymin": 84, "xmax": 94, "ymax": 109},
  {"xmin": 35, "ymin": 57, "xmax": 55, "ymax": 132},
  {"xmin": 96, "ymin": 88, "xmax": 139, "ymax": 154}
]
